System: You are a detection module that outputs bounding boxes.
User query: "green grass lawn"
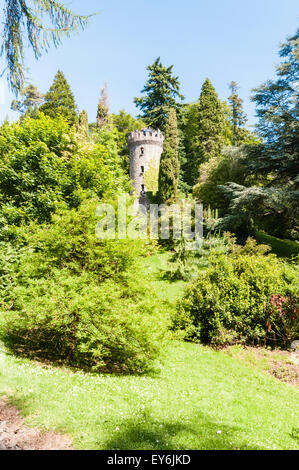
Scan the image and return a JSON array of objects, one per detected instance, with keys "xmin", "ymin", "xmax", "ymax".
[
  {"xmin": 0, "ymin": 250, "xmax": 298, "ymax": 450},
  {"xmin": 255, "ymin": 231, "xmax": 299, "ymax": 258},
  {"xmin": 0, "ymin": 340, "xmax": 298, "ymax": 450},
  {"xmin": 139, "ymin": 251, "xmax": 186, "ymax": 308}
]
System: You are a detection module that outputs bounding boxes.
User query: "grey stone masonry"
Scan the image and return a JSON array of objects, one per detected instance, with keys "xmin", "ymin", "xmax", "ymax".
[{"xmin": 128, "ymin": 128, "xmax": 164, "ymax": 199}]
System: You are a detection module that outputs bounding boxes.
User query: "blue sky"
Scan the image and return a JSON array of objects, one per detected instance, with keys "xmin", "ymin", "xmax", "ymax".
[{"xmin": 0, "ymin": 0, "xmax": 298, "ymax": 126}]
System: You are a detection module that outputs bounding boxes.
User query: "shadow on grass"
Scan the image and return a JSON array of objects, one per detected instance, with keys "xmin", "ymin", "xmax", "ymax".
[
  {"xmin": 5, "ymin": 389, "xmax": 278, "ymax": 450},
  {"xmin": 7, "ymin": 391, "xmax": 38, "ymax": 418},
  {"xmin": 102, "ymin": 408, "xmax": 262, "ymax": 451}
]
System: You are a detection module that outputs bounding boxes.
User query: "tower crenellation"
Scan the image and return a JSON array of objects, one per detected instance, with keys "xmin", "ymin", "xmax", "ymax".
[
  {"xmin": 128, "ymin": 128, "xmax": 164, "ymax": 145},
  {"xmin": 128, "ymin": 127, "xmax": 164, "ymax": 200}
]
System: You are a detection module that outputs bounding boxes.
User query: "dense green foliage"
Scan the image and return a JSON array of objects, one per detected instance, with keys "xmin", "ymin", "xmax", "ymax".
[
  {"xmin": 0, "ymin": 97, "xmax": 164, "ymax": 373},
  {"xmin": 111, "ymin": 110, "xmax": 145, "ymax": 173},
  {"xmin": 158, "ymin": 108, "xmax": 180, "ymax": 201},
  {"xmin": 134, "ymin": 57, "xmax": 184, "ymax": 131},
  {"xmin": 40, "ymin": 71, "xmax": 78, "ymax": 126},
  {"xmin": 196, "ymin": 79, "xmax": 226, "ymax": 162},
  {"xmin": 0, "ymin": 200, "xmax": 166, "ymax": 373},
  {"xmin": 193, "ymin": 146, "xmax": 249, "ymax": 212},
  {"xmin": 0, "ymin": 113, "xmax": 126, "ymax": 233},
  {"xmin": 181, "ymin": 81, "xmax": 257, "ymax": 194},
  {"xmin": 174, "ymin": 240, "xmax": 298, "ymax": 347},
  {"xmin": 182, "ymin": 79, "xmax": 227, "ymax": 187},
  {"xmin": 1, "ymin": 0, "xmax": 90, "ymax": 92},
  {"xmin": 220, "ymin": 30, "xmax": 299, "ymax": 239}
]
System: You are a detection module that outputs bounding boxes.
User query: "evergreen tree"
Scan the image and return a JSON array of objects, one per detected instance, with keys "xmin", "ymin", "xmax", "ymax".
[
  {"xmin": 177, "ymin": 127, "xmax": 189, "ymax": 194},
  {"xmin": 134, "ymin": 57, "xmax": 184, "ymax": 131},
  {"xmin": 197, "ymin": 79, "xmax": 226, "ymax": 162},
  {"xmin": 181, "ymin": 102, "xmax": 200, "ymax": 188},
  {"xmin": 158, "ymin": 108, "xmax": 180, "ymax": 201},
  {"xmin": 183, "ymin": 79, "xmax": 226, "ymax": 187},
  {"xmin": 1, "ymin": 1, "xmax": 90, "ymax": 93},
  {"xmin": 78, "ymin": 110, "xmax": 89, "ymax": 137},
  {"xmin": 40, "ymin": 71, "xmax": 78, "ymax": 126},
  {"xmin": 97, "ymin": 82, "xmax": 109, "ymax": 129},
  {"xmin": 249, "ymin": 30, "xmax": 299, "ymax": 181},
  {"xmin": 228, "ymin": 81, "xmax": 247, "ymax": 145},
  {"xmin": 11, "ymin": 84, "xmax": 44, "ymax": 114},
  {"xmin": 220, "ymin": 29, "xmax": 299, "ymax": 239}
]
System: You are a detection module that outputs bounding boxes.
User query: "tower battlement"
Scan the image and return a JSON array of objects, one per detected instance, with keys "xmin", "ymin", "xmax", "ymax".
[{"xmin": 128, "ymin": 128, "xmax": 164, "ymax": 147}]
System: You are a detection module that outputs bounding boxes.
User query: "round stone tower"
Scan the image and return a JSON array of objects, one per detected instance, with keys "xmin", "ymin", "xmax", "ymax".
[{"xmin": 128, "ymin": 128, "xmax": 164, "ymax": 201}]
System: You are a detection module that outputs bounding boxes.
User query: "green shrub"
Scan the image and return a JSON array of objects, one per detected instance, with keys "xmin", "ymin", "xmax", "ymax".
[
  {"xmin": 0, "ymin": 270, "xmax": 165, "ymax": 373},
  {"xmin": 15, "ymin": 198, "xmax": 148, "ymax": 282},
  {"xmin": 163, "ymin": 238, "xmax": 194, "ymax": 281},
  {"xmin": 0, "ymin": 200, "xmax": 166, "ymax": 373},
  {"xmin": 194, "ymin": 234, "xmax": 229, "ymax": 269},
  {"xmin": 174, "ymin": 251, "xmax": 298, "ymax": 347},
  {"xmin": 0, "ymin": 115, "xmax": 128, "ymax": 233}
]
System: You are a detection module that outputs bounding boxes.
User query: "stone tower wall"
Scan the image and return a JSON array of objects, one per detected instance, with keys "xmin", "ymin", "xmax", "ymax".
[{"xmin": 128, "ymin": 128, "xmax": 164, "ymax": 196}]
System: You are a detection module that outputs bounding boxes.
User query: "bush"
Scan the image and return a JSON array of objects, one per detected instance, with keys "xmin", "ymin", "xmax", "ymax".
[
  {"xmin": 0, "ymin": 271, "xmax": 165, "ymax": 373},
  {"xmin": 163, "ymin": 238, "xmax": 194, "ymax": 281},
  {"xmin": 14, "ymin": 198, "xmax": 148, "ymax": 282},
  {"xmin": 174, "ymin": 249, "xmax": 298, "ymax": 347},
  {"xmin": 0, "ymin": 114, "xmax": 128, "ymax": 233},
  {"xmin": 193, "ymin": 147, "xmax": 249, "ymax": 214},
  {"xmin": 0, "ymin": 200, "xmax": 166, "ymax": 373}
]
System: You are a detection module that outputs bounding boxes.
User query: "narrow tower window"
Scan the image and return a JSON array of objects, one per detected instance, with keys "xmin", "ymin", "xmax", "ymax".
[
  {"xmin": 140, "ymin": 147, "xmax": 144, "ymax": 155},
  {"xmin": 141, "ymin": 184, "xmax": 145, "ymax": 192},
  {"xmin": 141, "ymin": 166, "xmax": 144, "ymax": 174}
]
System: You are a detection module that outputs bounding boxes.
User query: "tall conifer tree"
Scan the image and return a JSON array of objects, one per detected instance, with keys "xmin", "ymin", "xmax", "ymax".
[
  {"xmin": 134, "ymin": 58, "xmax": 184, "ymax": 131},
  {"xmin": 183, "ymin": 79, "xmax": 226, "ymax": 187},
  {"xmin": 197, "ymin": 78, "xmax": 226, "ymax": 162},
  {"xmin": 228, "ymin": 81, "xmax": 247, "ymax": 145},
  {"xmin": 158, "ymin": 108, "xmax": 180, "ymax": 201},
  {"xmin": 97, "ymin": 82, "xmax": 109, "ymax": 129},
  {"xmin": 40, "ymin": 70, "xmax": 78, "ymax": 126}
]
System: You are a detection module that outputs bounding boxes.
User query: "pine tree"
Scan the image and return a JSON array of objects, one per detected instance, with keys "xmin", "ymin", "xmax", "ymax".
[
  {"xmin": 78, "ymin": 110, "xmax": 89, "ymax": 137},
  {"xmin": 134, "ymin": 57, "xmax": 184, "ymax": 131},
  {"xmin": 97, "ymin": 82, "xmax": 109, "ymax": 129},
  {"xmin": 228, "ymin": 81, "xmax": 247, "ymax": 145},
  {"xmin": 11, "ymin": 84, "xmax": 44, "ymax": 114},
  {"xmin": 183, "ymin": 79, "xmax": 226, "ymax": 187},
  {"xmin": 158, "ymin": 108, "xmax": 180, "ymax": 201},
  {"xmin": 40, "ymin": 71, "xmax": 78, "ymax": 126}
]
